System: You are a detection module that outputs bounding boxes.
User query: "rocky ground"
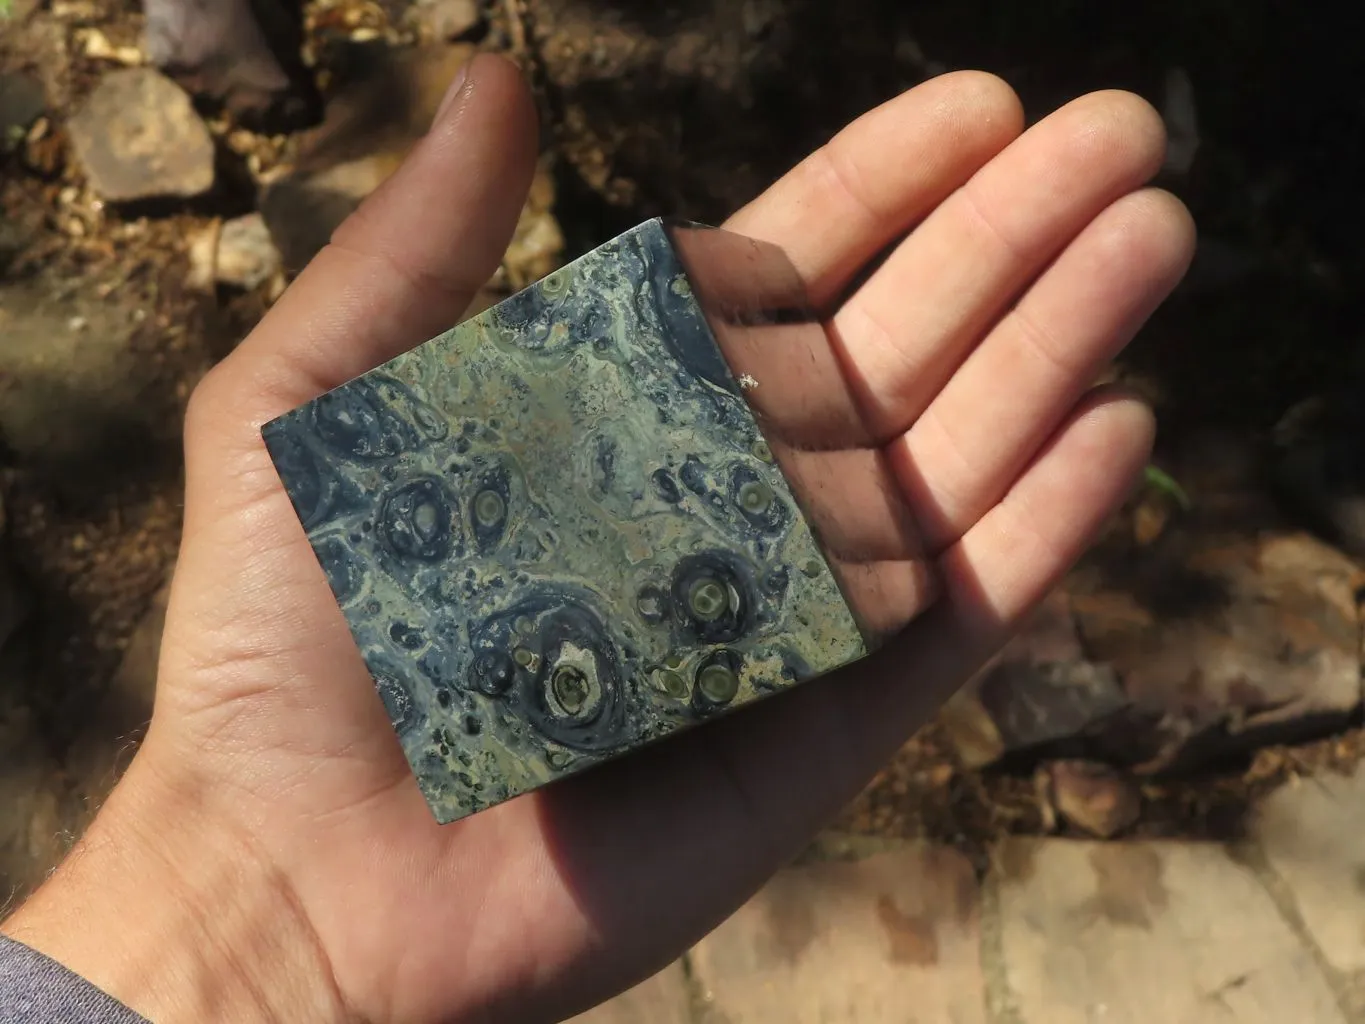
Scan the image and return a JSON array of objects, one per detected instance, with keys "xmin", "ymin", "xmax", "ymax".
[{"xmin": 2, "ymin": 0, "xmax": 1364, "ymax": 908}]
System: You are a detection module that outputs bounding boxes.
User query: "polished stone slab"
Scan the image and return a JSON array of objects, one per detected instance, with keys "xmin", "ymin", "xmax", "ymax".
[{"xmin": 261, "ymin": 219, "xmax": 869, "ymax": 823}]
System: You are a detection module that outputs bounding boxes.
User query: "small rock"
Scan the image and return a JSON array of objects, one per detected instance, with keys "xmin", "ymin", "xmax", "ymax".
[
  {"xmin": 216, "ymin": 213, "xmax": 281, "ymax": 290},
  {"xmin": 0, "ymin": 72, "xmax": 46, "ymax": 144},
  {"xmin": 1132, "ymin": 491, "xmax": 1174, "ymax": 545},
  {"xmin": 78, "ymin": 27, "xmax": 145, "ymax": 65},
  {"xmin": 1043, "ymin": 760, "xmax": 1141, "ymax": 838},
  {"xmin": 20, "ymin": 117, "xmax": 64, "ymax": 178},
  {"xmin": 142, "ymin": 0, "xmax": 319, "ymax": 129},
  {"xmin": 418, "ymin": 0, "xmax": 484, "ymax": 41},
  {"xmin": 185, "ymin": 219, "xmax": 221, "ymax": 292},
  {"xmin": 937, "ymin": 685, "xmax": 1005, "ymax": 770},
  {"xmin": 67, "ymin": 68, "xmax": 215, "ymax": 202},
  {"xmin": 938, "ymin": 590, "xmax": 1131, "ymax": 770}
]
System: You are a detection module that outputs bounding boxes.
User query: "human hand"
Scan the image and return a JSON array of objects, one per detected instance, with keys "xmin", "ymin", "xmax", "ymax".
[{"xmin": 1, "ymin": 56, "xmax": 1193, "ymax": 1023}]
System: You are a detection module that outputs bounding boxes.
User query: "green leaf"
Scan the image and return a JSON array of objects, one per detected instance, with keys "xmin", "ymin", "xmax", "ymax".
[{"xmin": 1144, "ymin": 464, "xmax": 1191, "ymax": 510}]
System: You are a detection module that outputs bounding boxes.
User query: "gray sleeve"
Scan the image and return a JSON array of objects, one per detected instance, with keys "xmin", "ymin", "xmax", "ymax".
[{"xmin": 0, "ymin": 934, "xmax": 149, "ymax": 1023}]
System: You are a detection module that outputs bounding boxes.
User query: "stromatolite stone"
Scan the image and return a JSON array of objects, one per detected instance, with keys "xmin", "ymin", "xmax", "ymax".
[{"xmin": 262, "ymin": 219, "xmax": 870, "ymax": 824}]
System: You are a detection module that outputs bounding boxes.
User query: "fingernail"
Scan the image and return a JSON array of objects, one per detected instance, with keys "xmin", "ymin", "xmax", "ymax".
[{"xmin": 434, "ymin": 59, "xmax": 472, "ymax": 127}]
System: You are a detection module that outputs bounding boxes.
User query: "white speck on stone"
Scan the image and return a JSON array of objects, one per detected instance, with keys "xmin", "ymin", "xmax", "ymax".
[{"xmin": 738, "ymin": 374, "xmax": 759, "ymax": 390}]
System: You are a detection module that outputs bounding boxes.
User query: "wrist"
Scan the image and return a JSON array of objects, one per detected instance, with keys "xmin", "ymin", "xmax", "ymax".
[{"xmin": 1, "ymin": 744, "xmax": 349, "ymax": 1023}]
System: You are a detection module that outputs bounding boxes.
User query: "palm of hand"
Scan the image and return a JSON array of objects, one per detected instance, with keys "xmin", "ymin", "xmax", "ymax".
[{"xmin": 128, "ymin": 59, "xmax": 1188, "ymax": 1023}]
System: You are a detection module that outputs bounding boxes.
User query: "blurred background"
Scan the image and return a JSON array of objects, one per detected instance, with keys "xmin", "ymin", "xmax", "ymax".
[{"xmin": 2, "ymin": 2, "xmax": 1364, "ymax": 1020}]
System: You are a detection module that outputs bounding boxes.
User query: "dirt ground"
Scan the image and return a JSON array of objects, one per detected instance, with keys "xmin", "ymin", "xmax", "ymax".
[{"xmin": 2, "ymin": 0, "xmax": 1364, "ymax": 891}]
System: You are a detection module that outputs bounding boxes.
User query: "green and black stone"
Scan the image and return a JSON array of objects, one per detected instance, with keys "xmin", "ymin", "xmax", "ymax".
[{"xmin": 261, "ymin": 218, "xmax": 868, "ymax": 824}]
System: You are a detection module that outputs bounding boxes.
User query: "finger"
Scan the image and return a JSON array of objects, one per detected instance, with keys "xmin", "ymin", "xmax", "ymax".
[
  {"xmin": 891, "ymin": 188, "xmax": 1195, "ymax": 551},
  {"xmin": 833, "ymin": 90, "xmax": 1168, "ymax": 438},
  {"xmin": 191, "ymin": 54, "xmax": 539, "ymax": 437},
  {"xmin": 768, "ymin": 443, "xmax": 936, "ymax": 638},
  {"xmin": 724, "ymin": 70, "xmax": 1024, "ymax": 308},
  {"xmin": 826, "ymin": 556, "xmax": 935, "ymax": 641},
  {"xmin": 775, "ymin": 444, "xmax": 920, "ymax": 563},
  {"xmin": 849, "ymin": 389, "xmax": 1154, "ymax": 745}
]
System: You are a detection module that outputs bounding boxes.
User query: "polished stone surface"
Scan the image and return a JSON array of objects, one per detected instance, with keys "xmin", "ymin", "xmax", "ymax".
[{"xmin": 261, "ymin": 219, "xmax": 867, "ymax": 823}]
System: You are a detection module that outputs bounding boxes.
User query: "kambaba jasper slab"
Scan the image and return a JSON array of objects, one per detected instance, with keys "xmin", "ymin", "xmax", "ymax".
[{"xmin": 262, "ymin": 219, "xmax": 873, "ymax": 824}]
